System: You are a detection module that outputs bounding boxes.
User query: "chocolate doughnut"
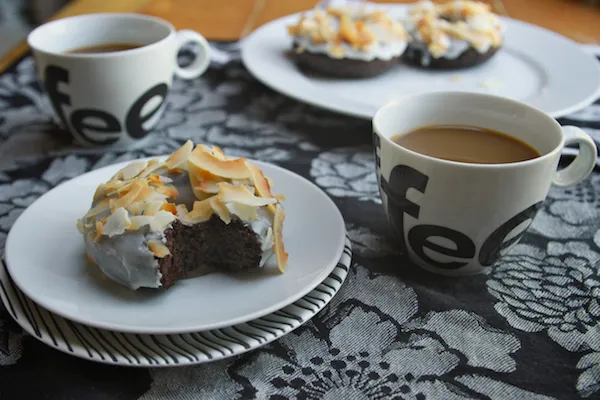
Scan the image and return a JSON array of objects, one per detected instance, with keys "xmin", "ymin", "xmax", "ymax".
[
  {"xmin": 77, "ymin": 141, "xmax": 288, "ymax": 290},
  {"xmin": 287, "ymin": 5, "xmax": 409, "ymax": 78},
  {"xmin": 402, "ymin": 0, "xmax": 503, "ymax": 70}
]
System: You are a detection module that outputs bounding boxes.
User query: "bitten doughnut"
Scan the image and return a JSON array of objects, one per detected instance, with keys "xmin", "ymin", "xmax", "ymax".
[{"xmin": 77, "ymin": 141, "xmax": 288, "ymax": 290}]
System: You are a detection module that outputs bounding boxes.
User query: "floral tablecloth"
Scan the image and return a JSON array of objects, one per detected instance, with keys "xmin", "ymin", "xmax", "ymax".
[{"xmin": 0, "ymin": 45, "xmax": 600, "ymax": 400}]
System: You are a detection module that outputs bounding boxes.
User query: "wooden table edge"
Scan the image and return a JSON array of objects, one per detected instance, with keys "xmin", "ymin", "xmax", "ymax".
[{"xmin": 0, "ymin": 0, "xmax": 150, "ymax": 74}]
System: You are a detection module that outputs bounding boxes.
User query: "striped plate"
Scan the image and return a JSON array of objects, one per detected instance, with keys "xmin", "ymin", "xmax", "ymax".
[{"xmin": 0, "ymin": 235, "xmax": 351, "ymax": 367}]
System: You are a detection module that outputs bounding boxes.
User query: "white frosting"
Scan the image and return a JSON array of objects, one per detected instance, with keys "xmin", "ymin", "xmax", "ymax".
[
  {"xmin": 404, "ymin": 0, "xmax": 503, "ymax": 61},
  {"xmin": 294, "ymin": 31, "xmax": 407, "ymax": 62},
  {"xmin": 85, "ymin": 228, "xmax": 164, "ymax": 290},
  {"xmin": 288, "ymin": 5, "xmax": 408, "ymax": 61}
]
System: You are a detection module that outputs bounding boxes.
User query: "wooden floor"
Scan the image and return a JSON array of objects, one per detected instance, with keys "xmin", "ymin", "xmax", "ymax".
[{"xmin": 1, "ymin": 0, "xmax": 599, "ymax": 73}]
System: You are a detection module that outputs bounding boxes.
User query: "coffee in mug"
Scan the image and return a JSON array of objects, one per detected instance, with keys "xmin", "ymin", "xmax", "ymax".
[
  {"xmin": 373, "ymin": 92, "xmax": 597, "ymax": 276},
  {"xmin": 28, "ymin": 13, "xmax": 212, "ymax": 148},
  {"xmin": 66, "ymin": 43, "xmax": 144, "ymax": 54},
  {"xmin": 392, "ymin": 125, "xmax": 540, "ymax": 164}
]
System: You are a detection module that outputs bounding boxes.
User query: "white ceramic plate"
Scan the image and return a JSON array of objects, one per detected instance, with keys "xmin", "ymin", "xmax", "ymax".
[
  {"xmin": 5, "ymin": 158, "xmax": 346, "ymax": 334},
  {"xmin": 0, "ymin": 238, "xmax": 351, "ymax": 366},
  {"xmin": 241, "ymin": 5, "xmax": 600, "ymax": 119}
]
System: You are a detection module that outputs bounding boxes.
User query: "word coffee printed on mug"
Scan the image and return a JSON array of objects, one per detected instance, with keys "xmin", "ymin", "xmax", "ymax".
[
  {"xmin": 380, "ymin": 164, "xmax": 542, "ymax": 270},
  {"xmin": 44, "ymin": 65, "xmax": 168, "ymax": 145}
]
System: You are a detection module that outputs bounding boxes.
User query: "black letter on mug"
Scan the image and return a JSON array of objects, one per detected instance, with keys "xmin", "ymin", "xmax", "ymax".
[
  {"xmin": 70, "ymin": 109, "xmax": 121, "ymax": 145},
  {"xmin": 479, "ymin": 201, "xmax": 543, "ymax": 266},
  {"xmin": 44, "ymin": 65, "xmax": 70, "ymax": 129},
  {"xmin": 125, "ymin": 83, "xmax": 168, "ymax": 139},
  {"xmin": 380, "ymin": 165, "xmax": 429, "ymax": 252},
  {"xmin": 408, "ymin": 225, "xmax": 476, "ymax": 269}
]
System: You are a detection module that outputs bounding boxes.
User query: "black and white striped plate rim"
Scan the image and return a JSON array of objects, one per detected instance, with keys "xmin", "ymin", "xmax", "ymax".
[{"xmin": 0, "ymin": 235, "xmax": 352, "ymax": 367}]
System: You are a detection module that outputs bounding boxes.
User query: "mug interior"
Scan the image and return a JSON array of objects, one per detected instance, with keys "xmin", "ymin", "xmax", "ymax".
[
  {"xmin": 374, "ymin": 92, "xmax": 563, "ymax": 161},
  {"xmin": 28, "ymin": 13, "xmax": 173, "ymax": 55}
]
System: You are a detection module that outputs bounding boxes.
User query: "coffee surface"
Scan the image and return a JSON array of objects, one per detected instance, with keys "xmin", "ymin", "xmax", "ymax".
[
  {"xmin": 392, "ymin": 125, "xmax": 540, "ymax": 164},
  {"xmin": 66, "ymin": 43, "xmax": 143, "ymax": 54}
]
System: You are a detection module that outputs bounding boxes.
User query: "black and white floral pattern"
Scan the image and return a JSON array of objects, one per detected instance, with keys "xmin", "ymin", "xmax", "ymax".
[
  {"xmin": 488, "ymin": 243, "xmax": 600, "ymax": 397},
  {"xmin": 0, "ymin": 46, "xmax": 598, "ymax": 399}
]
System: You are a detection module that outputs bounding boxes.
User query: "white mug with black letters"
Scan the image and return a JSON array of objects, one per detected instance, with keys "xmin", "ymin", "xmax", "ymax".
[
  {"xmin": 28, "ymin": 13, "xmax": 211, "ymax": 147},
  {"xmin": 373, "ymin": 92, "xmax": 597, "ymax": 276}
]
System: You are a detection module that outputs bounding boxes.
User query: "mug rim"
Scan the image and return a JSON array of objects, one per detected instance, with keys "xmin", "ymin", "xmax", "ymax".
[
  {"xmin": 27, "ymin": 12, "xmax": 176, "ymax": 59},
  {"xmin": 373, "ymin": 91, "xmax": 565, "ymax": 169}
]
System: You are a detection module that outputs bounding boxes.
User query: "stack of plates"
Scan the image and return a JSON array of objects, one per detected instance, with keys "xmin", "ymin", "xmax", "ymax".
[{"xmin": 1, "ymin": 158, "xmax": 352, "ymax": 366}]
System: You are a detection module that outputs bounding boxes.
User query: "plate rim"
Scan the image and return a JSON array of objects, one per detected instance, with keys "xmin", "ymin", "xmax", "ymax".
[
  {"xmin": 241, "ymin": 5, "xmax": 600, "ymax": 119},
  {"xmin": 5, "ymin": 157, "xmax": 347, "ymax": 334},
  {"xmin": 0, "ymin": 236, "xmax": 352, "ymax": 367}
]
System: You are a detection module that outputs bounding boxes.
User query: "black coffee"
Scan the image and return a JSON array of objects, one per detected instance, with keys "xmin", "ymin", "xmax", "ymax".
[
  {"xmin": 392, "ymin": 125, "xmax": 540, "ymax": 164},
  {"xmin": 66, "ymin": 43, "xmax": 143, "ymax": 54}
]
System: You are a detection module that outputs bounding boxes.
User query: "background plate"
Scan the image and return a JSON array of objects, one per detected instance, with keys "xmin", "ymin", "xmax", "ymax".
[
  {"xmin": 241, "ymin": 5, "xmax": 600, "ymax": 119},
  {"xmin": 0, "ymin": 237, "xmax": 351, "ymax": 367},
  {"xmin": 5, "ymin": 159, "xmax": 346, "ymax": 334}
]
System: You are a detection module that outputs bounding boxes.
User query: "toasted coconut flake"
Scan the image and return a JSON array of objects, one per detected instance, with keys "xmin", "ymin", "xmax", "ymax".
[
  {"xmin": 169, "ymin": 168, "xmax": 184, "ymax": 175},
  {"xmin": 93, "ymin": 181, "xmax": 123, "ymax": 202},
  {"xmin": 211, "ymin": 145, "xmax": 227, "ymax": 160},
  {"xmin": 133, "ymin": 186, "xmax": 154, "ymax": 204},
  {"xmin": 147, "ymin": 190, "xmax": 170, "ymax": 203},
  {"xmin": 196, "ymin": 144, "xmax": 228, "ymax": 160},
  {"xmin": 127, "ymin": 202, "xmax": 145, "ymax": 215},
  {"xmin": 183, "ymin": 198, "xmax": 213, "ymax": 223},
  {"xmin": 121, "ymin": 160, "xmax": 148, "ymax": 180},
  {"xmin": 103, "ymin": 207, "xmax": 131, "ymax": 237},
  {"xmin": 160, "ymin": 176, "xmax": 173, "ymax": 184},
  {"xmin": 148, "ymin": 174, "xmax": 165, "ymax": 187},
  {"xmin": 157, "ymin": 185, "xmax": 179, "ymax": 199},
  {"xmin": 188, "ymin": 160, "xmax": 225, "ymax": 196},
  {"xmin": 147, "ymin": 240, "xmax": 171, "ymax": 258},
  {"xmin": 218, "ymin": 182, "xmax": 277, "ymax": 207},
  {"xmin": 149, "ymin": 210, "xmax": 176, "ymax": 232},
  {"xmin": 109, "ymin": 180, "xmax": 145, "ymax": 211},
  {"xmin": 84, "ymin": 198, "xmax": 110, "ymax": 220},
  {"xmin": 106, "ymin": 181, "xmax": 134, "ymax": 198},
  {"xmin": 225, "ymin": 202, "xmax": 258, "ymax": 221},
  {"xmin": 195, "ymin": 180, "xmax": 221, "ymax": 194},
  {"xmin": 188, "ymin": 172, "xmax": 210, "ymax": 200},
  {"xmin": 128, "ymin": 215, "xmax": 154, "ymax": 230},
  {"xmin": 167, "ymin": 140, "xmax": 194, "ymax": 170},
  {"xmin": 176, "ymin": 204, "xmax": 189, "ymax": 218},
  {"xmin": 143, "ymin": 201, "xmax": 165, "ymax": 216},
  {"xmin": 138, "ymin": 160, "xmax": 167, "ymax": 178},
  {"xmin": 275, "ymin": 194, "xmax": 286, "ymax": 201},
  {"xmin": 210, "ymin": 197, "xmax": 231, "ymax": 224},
  {"xmin": 160, "ymin": 203, "xmax": 178, "ymax": 215},
  {"xmin": 273, "ymin": 204, "xmax": 288, "ymax": 273},
  {"xmin": 188, "ymin": 147, "xmax": 251, "ymax": 179},
  {"xmin": 94, "ymin": 220, "xmax": 104, "ymax": 242},
  {"xmin": 246, "ymin": 161, "xmax": 276, "ymax": 213}
]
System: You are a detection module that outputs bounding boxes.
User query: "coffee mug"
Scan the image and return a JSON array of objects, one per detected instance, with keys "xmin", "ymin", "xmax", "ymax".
[
  {"xmin": 28, "ymin": 13, "xmax": 211, "ymax": 147},
  {"xmin": 373, "ymin": 92, "xmax": 597, "ymax": 276}
]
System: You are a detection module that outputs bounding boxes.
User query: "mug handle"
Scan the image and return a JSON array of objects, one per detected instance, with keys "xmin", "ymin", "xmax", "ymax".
[
  {"xmin": 174, "ymin": 30, "xmax": 211, "ymax": 80},
  {"xmin": 553, "ymin": 126, "xmax": 597, "ymax": 187}
]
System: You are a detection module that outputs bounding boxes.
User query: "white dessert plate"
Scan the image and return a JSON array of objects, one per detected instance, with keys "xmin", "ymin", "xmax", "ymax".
[
  {"xmin": 5, "ymin": 158, "xmax": 346, "ymax": 334},
  {"xmin": 0, "ymin": 237, "xmax": 351, "ymax": 366},
  {"xmin": 241, "ymin": 4, "xmax": 600, "ymax": 119}
]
